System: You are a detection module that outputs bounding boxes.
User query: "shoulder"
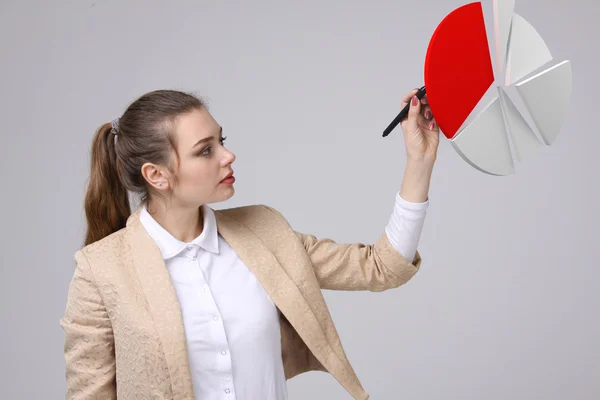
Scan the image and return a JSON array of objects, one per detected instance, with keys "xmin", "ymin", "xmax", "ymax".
[
  {"xmin": 214, "ymin": 203, "xmax": 291, "ymax": 228},
  {"xmin": 75, "ymin": 228, "xmax": 128, "ymax": 265},
  {"xmin": 215, "ymin": 203, "xmax": 284, "ymax": 218}
]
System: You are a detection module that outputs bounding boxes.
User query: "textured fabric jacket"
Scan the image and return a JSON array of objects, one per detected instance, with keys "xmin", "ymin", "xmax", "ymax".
[{"xmin": 60, "ymin": 203, "xmax": 422, "ymax": 399}]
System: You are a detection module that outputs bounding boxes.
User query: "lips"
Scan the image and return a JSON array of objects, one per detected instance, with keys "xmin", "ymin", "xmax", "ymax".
[{"xmin": 221, "ymin": 171, "xmax": 234, "ymax": 182}]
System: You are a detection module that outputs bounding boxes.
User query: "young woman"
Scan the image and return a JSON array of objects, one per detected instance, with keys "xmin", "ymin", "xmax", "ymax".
[{"xmin": 60, "ymin": 88, "xmax": 439, "ymax": 400}]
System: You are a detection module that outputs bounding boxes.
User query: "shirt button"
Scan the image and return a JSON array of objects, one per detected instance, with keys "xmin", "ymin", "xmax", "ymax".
[
  {"xmin": 225, "ymin": 388, "xmax": 231, "ymax": 394},
  {"xmin": 213, "ymin": 316, "xmax": 219, "ymax": 321},
  {"xmin": 221, "ymin": 350, "xmax": 227, "ymax": 355}
]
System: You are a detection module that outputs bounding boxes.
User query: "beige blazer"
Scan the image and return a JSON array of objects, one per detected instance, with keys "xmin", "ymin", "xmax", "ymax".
[{"xmin": 60, "ymin": 203, "xmax": 422, "ymax": 399}]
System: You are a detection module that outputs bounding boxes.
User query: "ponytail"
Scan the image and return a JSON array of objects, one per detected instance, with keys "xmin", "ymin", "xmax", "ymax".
[{"xmin": 83, "ymin": 122, "xmax": 131, "ymax": 246}]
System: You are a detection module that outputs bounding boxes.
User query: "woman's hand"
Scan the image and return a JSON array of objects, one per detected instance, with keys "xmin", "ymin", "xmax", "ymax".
[
  {"xmin": 397, "ymin": 88, "xmax": 440, "ymax": 203},
  {"xmin": 400, "ymin": 88, "xmax": 440, "ymax": 163}
]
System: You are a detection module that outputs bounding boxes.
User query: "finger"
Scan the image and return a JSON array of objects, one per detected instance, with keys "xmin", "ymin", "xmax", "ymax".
[
  {"xmin": 401, "ymin": 88, "xmax": 420, "ymax": 109},
  {"xmin": 405, "ymin": 95, "xmax": 422, "ymax": 132},
  {"xmin": 421, "ymin": 105, "xmax": 432, "ymax": 120},
  {"xmin": 421, "ymin": 95, "xmax": 428, "ymax": 105},
  {"xmin": 427, "ymin": 118, "xmax": 438, "ymax": 131},
  {"xmin": 417, "ymin": 113, "xmax": 430, "ymax": 128},
  {"xmin": 417, "ymin": 112, "xmax": 437, "ymax": 131}
]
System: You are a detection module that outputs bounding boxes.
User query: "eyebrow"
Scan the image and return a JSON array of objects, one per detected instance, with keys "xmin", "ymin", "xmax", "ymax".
[{"xmin": 192, "ymin": 126, "xmax": 223, "ymax": 149}]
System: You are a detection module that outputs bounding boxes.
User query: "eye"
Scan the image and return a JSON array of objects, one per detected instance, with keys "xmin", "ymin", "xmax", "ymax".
[{"xmin": 199, "ymin": 136, "xmax": 227, "ymax": 156}]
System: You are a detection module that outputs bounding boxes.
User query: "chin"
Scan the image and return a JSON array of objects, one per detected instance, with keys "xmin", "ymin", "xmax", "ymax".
[
  {"xmin": 224, "ymin": 187, "xmax": 235, "ymax": 199},
  {"xmin": 212, "ymin": 187, "xmax": 236, "ymax": 204}
]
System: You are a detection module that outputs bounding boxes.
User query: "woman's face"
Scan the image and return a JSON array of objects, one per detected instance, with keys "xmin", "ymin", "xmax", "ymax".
[{"xmin": 167, "ymin": 107, "xmax": 236, "ymax": 207}]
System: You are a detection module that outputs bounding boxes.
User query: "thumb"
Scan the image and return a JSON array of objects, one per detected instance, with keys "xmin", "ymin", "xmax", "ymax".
[{"xmin": 406, "ymin": 95, "xmax": 421, "ymax": 132}]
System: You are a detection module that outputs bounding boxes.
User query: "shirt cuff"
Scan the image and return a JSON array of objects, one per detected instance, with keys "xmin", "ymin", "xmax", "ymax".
[
  {"xmin": 395, "ymin": 191, "xmax": 429, "ymax": 211},
  {"xmin": 384, "ymin": 192, "xmax": 429, "ymax": 262}
]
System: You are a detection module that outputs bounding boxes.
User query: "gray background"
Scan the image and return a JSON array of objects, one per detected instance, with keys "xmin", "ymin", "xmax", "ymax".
[{"xmin": 1, "ymin": 0, "xmax": 598, "ymax": 398}]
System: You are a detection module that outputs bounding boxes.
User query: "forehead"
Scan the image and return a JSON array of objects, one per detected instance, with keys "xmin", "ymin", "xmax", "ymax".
[{"xmin": 175, "ymin": 108, "xmax": 220, "ymax": 145}]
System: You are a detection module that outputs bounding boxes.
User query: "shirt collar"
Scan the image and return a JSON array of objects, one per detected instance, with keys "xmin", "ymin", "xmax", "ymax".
[{"xmin": 139, "ymin": 203, "xmax": 220, "ymax": 260}]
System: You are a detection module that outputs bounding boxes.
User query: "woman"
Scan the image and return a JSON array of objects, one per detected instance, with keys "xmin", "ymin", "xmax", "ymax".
[{"xmin": 60, "ymin": 88, "xmax": 439, "ymax": 400}]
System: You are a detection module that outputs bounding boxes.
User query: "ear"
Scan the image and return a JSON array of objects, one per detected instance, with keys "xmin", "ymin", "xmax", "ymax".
[{"xmin": 141, "ymin": 162, "xmax": 170, "ymax": 189}]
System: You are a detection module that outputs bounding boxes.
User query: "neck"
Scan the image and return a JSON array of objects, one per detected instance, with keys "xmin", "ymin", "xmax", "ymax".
[{"xmin": 146, "ymin": 200, "xmax": 204, "ymax": 243}]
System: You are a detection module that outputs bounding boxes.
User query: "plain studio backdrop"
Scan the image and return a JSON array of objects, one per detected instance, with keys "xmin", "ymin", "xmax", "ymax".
[{"xmin": 1, "ymin": 0, "xmax": 598, "ymax": 398}]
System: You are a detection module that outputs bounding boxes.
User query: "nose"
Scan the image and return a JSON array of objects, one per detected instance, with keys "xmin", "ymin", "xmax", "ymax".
[{"xmin": 221, "ymin": 149, "xmax": 236, "ymax": 166}]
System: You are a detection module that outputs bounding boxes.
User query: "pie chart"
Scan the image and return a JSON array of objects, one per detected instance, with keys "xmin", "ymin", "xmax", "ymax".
[{"xmin": 424, "ymin": 0, "xmax": 572, "ymax": 175}]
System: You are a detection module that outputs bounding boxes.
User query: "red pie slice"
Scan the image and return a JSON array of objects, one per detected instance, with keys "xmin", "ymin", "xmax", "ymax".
[{"xmin": 424, "ymin": 2, "xmax": 495, "ymax": 139}]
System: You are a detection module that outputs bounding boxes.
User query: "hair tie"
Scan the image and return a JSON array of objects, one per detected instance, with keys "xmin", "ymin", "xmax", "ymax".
[{"xmin": 110, "ymin": 117, "xmax": 120, "ymax": 136}]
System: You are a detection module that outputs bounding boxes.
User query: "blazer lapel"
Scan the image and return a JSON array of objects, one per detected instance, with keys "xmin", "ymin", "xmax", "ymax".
[
  {"xmin": 125, "ymin": 207, "xmax": 195, "ymax": 400},
  {"xmin": 213, "ymin": 209, "xmax": 366, "ymax": 398},
  {"xmin": 124, "ymin": 205, "xmax": 366, "ymax": 400}
]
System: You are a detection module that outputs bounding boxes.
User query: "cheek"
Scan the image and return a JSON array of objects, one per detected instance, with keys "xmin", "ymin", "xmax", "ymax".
[{"xmin": 179, "ymin": 159, "xmax": 212, "ymax": 187}]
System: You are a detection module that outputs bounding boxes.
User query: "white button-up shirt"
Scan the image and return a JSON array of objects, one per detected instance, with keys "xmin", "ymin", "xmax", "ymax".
[{"xmin": 139, "ymin": 192, "xmax": 428, "ymax": 400}]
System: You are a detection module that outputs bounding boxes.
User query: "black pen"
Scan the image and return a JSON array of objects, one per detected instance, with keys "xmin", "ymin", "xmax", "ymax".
[{"xmin": 382, "ymin": 86, "xmax": 427, "ymax": 137}]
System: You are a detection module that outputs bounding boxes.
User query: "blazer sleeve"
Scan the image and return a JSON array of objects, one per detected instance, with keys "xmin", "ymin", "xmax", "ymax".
[
  {"xmin": 262, "ymin": 205, "xmax": 422, "ymax": 292},
  {"xmin": 59, "ymin": 250, "xmax": 117, "ymax": 400}
]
